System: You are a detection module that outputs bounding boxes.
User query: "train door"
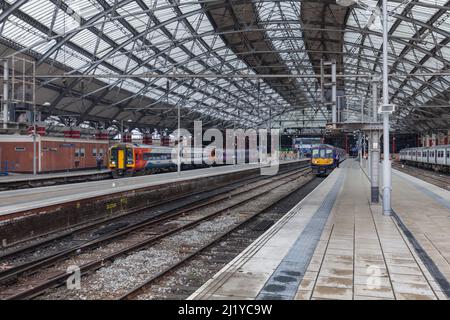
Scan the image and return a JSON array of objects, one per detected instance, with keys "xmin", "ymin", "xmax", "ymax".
[
  {"xmin": 118, "ymin": 149, "xmax": 125, "ymax": 170},
  {"xmin": 437, "ymin": 149, "xmax": 444, "ymax": 165}
]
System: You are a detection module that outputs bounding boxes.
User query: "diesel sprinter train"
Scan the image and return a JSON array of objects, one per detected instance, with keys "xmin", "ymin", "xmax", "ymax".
[{"xmin": 108, "ymin": 143, "xmax": 255, "ymax": 177}]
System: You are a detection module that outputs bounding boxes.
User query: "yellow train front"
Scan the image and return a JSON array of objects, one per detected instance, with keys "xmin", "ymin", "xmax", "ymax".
[{"xmin": 311, "ymin": 145, "xmax": 345, "ymax": 176}]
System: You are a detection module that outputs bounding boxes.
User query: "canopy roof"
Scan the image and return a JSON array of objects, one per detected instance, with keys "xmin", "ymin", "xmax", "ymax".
[{"xmin": 0, "ymin": 0, "xmax": 449, "ymax": 133}]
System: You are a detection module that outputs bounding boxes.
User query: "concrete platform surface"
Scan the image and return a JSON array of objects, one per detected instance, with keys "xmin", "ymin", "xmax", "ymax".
[
  {"xmin": 0, "ymin": 169, "xmax": 111, "ymax": 183},
  {"xmin": 189, "ymin": 160, "xmax": 450, "ymax": 300}
]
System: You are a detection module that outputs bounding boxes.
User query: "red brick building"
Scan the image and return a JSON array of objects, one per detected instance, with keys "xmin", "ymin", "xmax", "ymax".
[{"xmin": 0, "ymin": 135, "xmax": 110, "ymax": 173}]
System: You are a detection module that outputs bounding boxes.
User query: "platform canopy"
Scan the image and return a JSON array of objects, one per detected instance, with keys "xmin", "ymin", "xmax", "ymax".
[{"xmin": 0, "ymin": 0, "xmax": 449, "ymax": 133}]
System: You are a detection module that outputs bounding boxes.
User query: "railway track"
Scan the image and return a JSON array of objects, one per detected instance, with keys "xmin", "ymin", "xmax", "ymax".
[
  {"xmin": 118, "ymin": 177, "xmax": 320, "ymax": 300},
  {"xmin": 0, "ymin": 163, "xmax": 307, "ymax": 261},
  {"xmin": 393, "ymin": 162, "xmax": 450, "ymax": 191},
  {"xmin": 0, "ymin": 165, "xmax": 311, "ymax": 300}
]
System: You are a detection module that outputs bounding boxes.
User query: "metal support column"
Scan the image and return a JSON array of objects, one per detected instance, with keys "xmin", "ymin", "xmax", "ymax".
[
  {"xmin": 382, "ymin": 0, "xmax": 392, "ymax": 215},
  {"xmin": 3, "ymin": 60, "xmax": 8, "ymax": 129},
  {"xmin": 32, "ymin": 104, "xmax": 37, "ymax": 175},
  {"xmin": 359, "ymin": 132, "xmax": 362, "ymax": 167},
  {"xmin": 370, "ymin": 80, "xmax": 380, "ymax": 203},
  {"xmin": 332, "ymin": 60, "xmax": 337, "ymax": 125}
]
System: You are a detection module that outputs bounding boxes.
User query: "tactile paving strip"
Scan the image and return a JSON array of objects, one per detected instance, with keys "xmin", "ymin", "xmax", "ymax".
[{"xmin": 256, "ymin": 171, "xmax": 346, "ymax": 300}]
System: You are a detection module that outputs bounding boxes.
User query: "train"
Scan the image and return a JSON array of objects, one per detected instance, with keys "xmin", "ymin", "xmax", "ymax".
[
  {"xmin": 399, "ymin": 145, "xmax": 450, "ymax": 173},
  {"xmin": 311, "ymin": 144, "xmax": 347, "ymax": 175},
  {"xmin": 107, "ymin": 143, "xmax": 258, "ymax": 177},
  {"xmin": 108, "ymin": 143, "xmax": 220, "ymax": 177}
]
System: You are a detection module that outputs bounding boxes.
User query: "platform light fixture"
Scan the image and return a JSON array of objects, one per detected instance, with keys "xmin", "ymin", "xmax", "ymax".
[{"xmin": 336, "ymin": 0, "xmax": 358, "ymax": 6}]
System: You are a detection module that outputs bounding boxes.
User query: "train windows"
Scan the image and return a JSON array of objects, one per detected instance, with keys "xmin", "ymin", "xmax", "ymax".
[
  {"xmin": 325, "ymin": 149, "xmax": 333, "ymax": 158},
  {"xmin": 92, "ymin": 148, "xmax": 97, "ymax": 157},
  {"xmin": 312, "ymin": 149, "xmax": 328, "ymax": 158},
  {"xmin": 447, "ymin": 151, "xmax": 450, "ymax": 158},
  {"xmin": 312, "ymin": 149, "xmax": 319, "ymax": 158},
  {"xmin": 143, "ymin": 152, "xmax": 172, "ymax": 161}
]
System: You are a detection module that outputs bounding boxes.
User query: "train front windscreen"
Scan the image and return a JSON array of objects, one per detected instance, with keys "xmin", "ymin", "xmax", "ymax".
[{"xmin": 312, "ymin": 148, "xmax": 333, "ymax": 159}]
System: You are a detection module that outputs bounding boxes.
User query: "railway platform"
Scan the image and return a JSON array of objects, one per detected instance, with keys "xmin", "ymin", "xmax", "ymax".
[
  {"xmin": 189, "ymin": 160, "xmax": 450, "ymax": 300},
  {"xmin": 0, "ymin": 169, "xmax": 111, "ymax": 191}
]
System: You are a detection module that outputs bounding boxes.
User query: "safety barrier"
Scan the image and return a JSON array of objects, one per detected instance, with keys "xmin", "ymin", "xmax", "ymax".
[{"xmin": 0, "ymin": 161, "xmax": 10, "ymax": 176}]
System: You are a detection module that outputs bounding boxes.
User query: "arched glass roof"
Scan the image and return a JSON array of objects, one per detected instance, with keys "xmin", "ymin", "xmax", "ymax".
[{"xmin": 0, "ymin": 0, "xmax": 449, "ymax": 133}]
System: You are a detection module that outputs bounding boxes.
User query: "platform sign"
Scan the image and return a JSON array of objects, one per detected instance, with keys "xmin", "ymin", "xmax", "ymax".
[
  {"xmin": 60, "ymin": 143, "xmax": 75, "ymax": 148},
  {"xmin": 378, "ymin": 104, "xmax": 395, "ymax": 114}
]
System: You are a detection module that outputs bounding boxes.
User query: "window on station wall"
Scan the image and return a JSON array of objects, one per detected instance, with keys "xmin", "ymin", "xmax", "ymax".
[
  {"xmin": 99, "ymin": 149, "xmax": 104, "ymax": 157},
  {"xmin": 80, "ymin": 148, "xmax": 86, "ymax": 158},
  {"xmin": 15, "ymin": 147, "xmax": 26, "ymax": 152},
  {"xmin": 75, "ymin": 148, "xmax": 80, "ymax": 158},
  {"xmin": 92, "ymin": 148, "xmax": 97, "ymax": 157}
]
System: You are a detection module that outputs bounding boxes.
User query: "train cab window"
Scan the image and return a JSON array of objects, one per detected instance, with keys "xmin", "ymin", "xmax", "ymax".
[
  {"xmin": 312, "ymin": 149, "xmax": 330, "ymax": 158},
  {"xmin": 110, "ymin": 148, "xmax": 118, "ymax": 164},
  {"xmin": 312, "ymin": 149, "xmax": 318, "ymax": 158},
  {"xmin": 126, "ymin": 148, "xmax": 133, "ymax": 165}
]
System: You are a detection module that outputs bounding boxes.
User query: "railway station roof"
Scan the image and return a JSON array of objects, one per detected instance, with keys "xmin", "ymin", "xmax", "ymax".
[{"xmin": 0, "ymin": 0, "xmax": 449, "ymax": 133}]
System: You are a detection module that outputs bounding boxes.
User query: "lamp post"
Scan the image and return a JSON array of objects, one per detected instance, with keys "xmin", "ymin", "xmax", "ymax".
[
  {"xmin": 381, "ymin": 0, "xmax": 392, "ymax": 216},
  {"xmin": 32, "ymin": 103, "xmax": 37, "ymax": 175},
  {"xmin": 338, "ymin": 0, "xmax": 392, "ymax": 215},
  {"xmin": 177, "ymin": 101, "xmax": 181, "ymax": 175}
]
